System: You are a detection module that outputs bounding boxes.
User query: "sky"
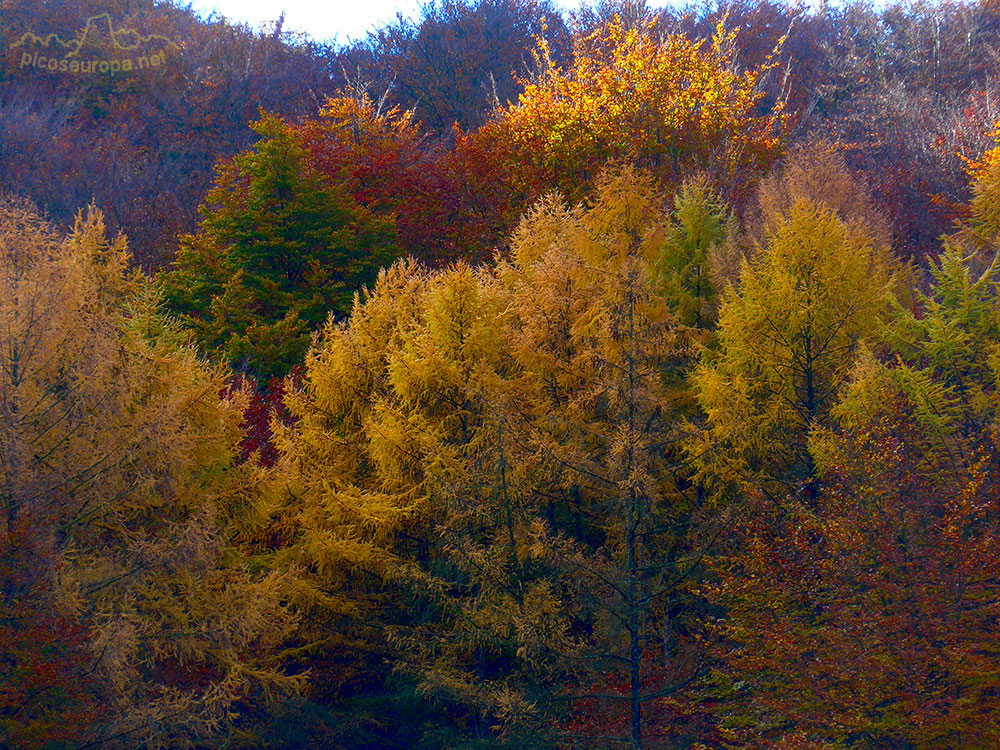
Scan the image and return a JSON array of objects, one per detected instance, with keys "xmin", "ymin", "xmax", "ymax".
[{"xmin": 185, "ymin": 0, "xmax": 585, "ymax": 45}]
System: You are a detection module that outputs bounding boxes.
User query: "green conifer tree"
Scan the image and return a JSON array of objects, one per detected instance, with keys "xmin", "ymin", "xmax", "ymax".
[{"xmin": 162, "ymin": 113, "xmax": 396, "ymax": 379}]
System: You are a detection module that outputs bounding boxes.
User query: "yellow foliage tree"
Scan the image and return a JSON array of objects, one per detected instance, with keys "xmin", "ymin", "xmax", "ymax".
[
  {"xmin": 497, "ymin": 165, "xmax": 703, "ymax": 749},
  {"xmin": 960, "ymin": 123, "xmax": 1000, "ymax": 262},
  {"xmin": 261, "ymin": 254, "xmax": 583, "ymax": 744},
  {"xmin": 263, "ymin": 165, "xmax": 713, "ymax": 748},
  {"xmin": 474, "ymin": 16, "xmax": 786, "ymax": 209},
  {"xmin": 0, "ymin": 199, "xmax": 300, "ymax": 748},
  {"xmin": 692, "ymin": 197, "xmax": 893, "ymax": 502},
  {"xmin": 704, "ymin": 151, "xmax": 1000, "ymax": 750}
]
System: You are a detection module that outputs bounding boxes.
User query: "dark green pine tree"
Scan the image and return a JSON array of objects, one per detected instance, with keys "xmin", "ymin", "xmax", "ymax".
[{"xmin": 162, "ymin": 113, "xmax": 397, "ymax": 379}]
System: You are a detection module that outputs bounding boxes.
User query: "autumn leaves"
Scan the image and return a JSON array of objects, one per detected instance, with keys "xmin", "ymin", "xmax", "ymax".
[
  {"xmin": 8, "ymin": 8, "xmax": 1000, "ymax": 749},
  {"xmin": 695, "ymin": 144, "xmax": 1000, "ymax": 747},
  {"xmin": 158, "ymin": 18, "xmax": 785, "ymax": 384},
  {"xmin": 0, "ymin": 202, "xmax": 300, "ymax": 747}
]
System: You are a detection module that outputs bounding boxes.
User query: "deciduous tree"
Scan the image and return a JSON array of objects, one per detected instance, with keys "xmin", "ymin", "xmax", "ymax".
[
  {"xmin": 469, "ymin": 16, "xmax": 786, "ymax": 214},
  {"xmin": 0, "ymin": 199, "xmax": 300, "ymax": 747},
  {"xmin": 706, "ymin": 243, "xmax": 1000, "ymax": 747},
  {"xmin": 692, "ymin": 191, "xmax": 892, "ymax": 502}
]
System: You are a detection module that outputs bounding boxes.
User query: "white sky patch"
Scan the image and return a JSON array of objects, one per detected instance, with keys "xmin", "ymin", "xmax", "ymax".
[{"xmin": 185, "ymin": 0, "xmax": 586, "ymax": 44}]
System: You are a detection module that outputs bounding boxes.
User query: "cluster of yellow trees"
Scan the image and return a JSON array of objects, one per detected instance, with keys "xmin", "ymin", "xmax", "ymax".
[{"xmin": 7, "ymin": 129, "xmax": 1000, "ymax": 747}]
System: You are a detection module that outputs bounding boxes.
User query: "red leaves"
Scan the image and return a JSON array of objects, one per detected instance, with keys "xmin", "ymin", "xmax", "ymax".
[
  {"xmin": 293, "ymin": 95, "xmax": 502, "ymax": 263},
  {"xmin": 230, "ymin": 366, "xmax": 302, "ymax": 467},
  {"xmin": 707, "ymin": 396, "xmax": 1000, "ymax": 747},
  {"xmin": 563, "ymin": 648, "xmax": 710, "ymax": 748}
]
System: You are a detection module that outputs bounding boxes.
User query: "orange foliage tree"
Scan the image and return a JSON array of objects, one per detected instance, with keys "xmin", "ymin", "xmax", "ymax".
[
  {"xmin": 293, "ymin": 94, "xmax": 491, "ymax": 262},
  {"xmin": 464, "ymin": 16, "xmax": 787, "ymax": 225},
  {"xmin": 707, "ymin": 381, "xmax": 1000, "ymax": 748},
  {"xmin": 279, "ymin": 17, "xmax": 788, "ymax": 264}
]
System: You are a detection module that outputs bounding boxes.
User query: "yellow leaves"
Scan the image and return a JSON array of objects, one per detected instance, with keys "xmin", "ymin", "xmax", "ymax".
[
  {"xmin": 262, "ymin": 166, "xmax": 694, "ymax": 738},
  {"xmin": 366, "ymin": 399, "xmax": 454, "ymax": 490},
  {"xmin": 389, "ymin": 262, "xmax": 503, "ymax": 414},
  {"xmin": 68, "ymin": 204, "xmax": 136, "ymax": 301},
  {"xmin": 318, "ymin": 92, "xmax": 419, "ymax": 145},
  {"xmin": 500, "ymin": 167, "xmax": 682, "ymax": 432},
  {"xmin": 694, "ymin": 191, "xmax": 894, "ymax": 498},
  {"xmin": 0, "ymin": 201, "xmax": 300, "ymax": 742},
  {"xmin": 269, "ymin": 256, "xmax": 517, "ymax": 603},
  {"xmin": 508, "ymin": 191, "xmax": 577, "ymax": 268},
  {"xmin": 485, "ymin": 14, "xmax": 785, "ymax": 203},
  {"xmin": 1, "ymin": 200, "xmax": 241, "ymax": 531},
  {"xmin": 518, "ymin": 518, "xmax": 553, "ymax": 563},
  {"xmin": 586, "ymin": 165, "xmax": 670, "ymax": 266}
]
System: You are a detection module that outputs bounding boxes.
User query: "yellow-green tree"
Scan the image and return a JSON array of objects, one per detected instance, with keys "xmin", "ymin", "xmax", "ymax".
[
  {"xmin": 692, "ymin": 196, "xmax": 893, "ymax": 502},
  {"xmin": 655, "ymin": 176, "xmax": 733, "ymax": 329}
]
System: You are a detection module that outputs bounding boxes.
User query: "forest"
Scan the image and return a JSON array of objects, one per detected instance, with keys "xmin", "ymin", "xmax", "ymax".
[{"xmin": 3, "ymin": 0, "xmax": 1000, "ymax": 747}]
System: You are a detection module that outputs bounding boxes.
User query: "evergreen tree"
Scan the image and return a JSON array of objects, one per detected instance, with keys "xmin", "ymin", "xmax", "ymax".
[
  {"xmin": 655, "ymin": 176, "xmax": 732, "ymax": 329},
  {"xmin": 162, "ymin": 113, "xmax": 397, "ymax": 379}
]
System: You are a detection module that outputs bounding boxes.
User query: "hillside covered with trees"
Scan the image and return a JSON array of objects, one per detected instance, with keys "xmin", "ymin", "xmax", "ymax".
[{"xmin": 5, "ymin": 0, "xmax": 1000, "ymax": 747}]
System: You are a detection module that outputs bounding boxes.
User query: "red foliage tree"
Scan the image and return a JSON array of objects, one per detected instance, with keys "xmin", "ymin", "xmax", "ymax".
[
  {"xmin": 233, "ymin": 367, "xmax": 303, "ymax": 467},
  {"xmin": 293, "ymin": 95, "xmax": 486, "ymax": 262},
  {"xmin": 705, "ymin": 390, "xmax": 1000, "ymax": 747}
]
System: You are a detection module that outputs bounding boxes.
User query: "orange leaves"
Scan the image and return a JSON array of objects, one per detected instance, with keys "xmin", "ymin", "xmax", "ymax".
[
  {"xmin": 279, "ymin": 16, "xmax": 788, "ymax": 270},
  {"xmin": 294, "ymin": 93, "xmax": 501, "ymax": 261},
  {"xmin": 963, "ymin": 122, "xmax": 1000, "ymax": 238},
  {"xmin": 472, "ymin": 16, "xmax": 786, "ymax": 207},
  {"xmin": 300, "ymin": 95, "xmax": 427, "ymax": 210},
  {"xmin": 706, "ymin": 370, "xmax": 1000, "ymax": 747}
]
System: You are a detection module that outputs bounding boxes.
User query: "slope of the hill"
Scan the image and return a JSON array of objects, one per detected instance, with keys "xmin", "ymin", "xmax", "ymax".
[{"xmin": 0, "ymin": 0, "xmax": 339, "ymax": 267}]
